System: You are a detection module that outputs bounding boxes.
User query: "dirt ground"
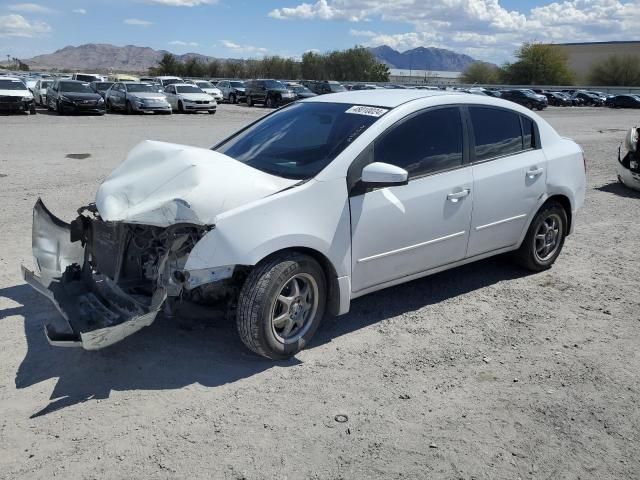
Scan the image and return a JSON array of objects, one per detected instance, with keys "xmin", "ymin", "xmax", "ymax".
[{"xmin": 0, "ymin": 104, "xmax": 638, "ymax": 480}]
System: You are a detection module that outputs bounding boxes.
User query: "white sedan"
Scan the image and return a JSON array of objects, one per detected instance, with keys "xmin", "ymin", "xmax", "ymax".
[
  {"xmin": 22, "ymin": 90, "xmax": 586, "ymax": 358},
  {"xmin": 163, "ymin": 83, "xmax": 217, "ymax": 114}
]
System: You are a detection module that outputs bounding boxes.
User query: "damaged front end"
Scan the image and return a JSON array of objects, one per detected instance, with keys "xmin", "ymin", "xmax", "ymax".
[{"xmin": 21, "ymin": 199, "xmax": 209, "ymax": 349}]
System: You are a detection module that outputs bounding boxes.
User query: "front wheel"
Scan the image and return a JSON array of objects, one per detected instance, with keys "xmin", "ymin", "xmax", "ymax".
[
  {"xmin": 56, "ymin": 101, "xmax": 64, "ymax": 115},
  {"xmin": 230, "ymin": 93, "xmax": 236, "ymax": 104},
  {"xmin": 247, "ymin": 95, "xmax": 253, "ymax": 107},
  {"xmin": 236, "ymin": 253, "xmax": 326, "ymax": 359},
  {"xmin": 514, "ymin": 202, "xmax": 568, "ymax": 272},
  {"xmin": 126, "ymin": 101, "xmax": 134, "ymax": 115}
]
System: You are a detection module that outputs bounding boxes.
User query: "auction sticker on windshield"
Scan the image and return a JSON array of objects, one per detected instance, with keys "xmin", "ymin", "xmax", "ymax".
[{"xmin": 345, "ymin": 105, "xmax": 389, "ymax": 117}]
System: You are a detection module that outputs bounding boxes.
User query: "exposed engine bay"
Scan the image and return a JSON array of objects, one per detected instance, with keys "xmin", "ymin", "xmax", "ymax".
[
  {"xmin": 21, "ymin": 200, "xmax": 237, "ymax": 350},
  {"xmin": 618, "ymin": 127, "xmax": 640, "ymax": 191}
]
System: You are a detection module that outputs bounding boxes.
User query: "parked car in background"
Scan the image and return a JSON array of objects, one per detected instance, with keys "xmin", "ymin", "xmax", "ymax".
[
  {"xmin": 24, "ymin": 77, "xmax": 38, "ymax": 91},
  {"xmin": 105, "ymin": 82, "xmax": 172, "ymax": 114},
  {"xmin": 46, "ymin": 79, "xmax": 105, "ymax": 115},
  {"xmin": 108, "ymin": 74, "xmax": 140, "ymax": 82},
  {"xmin": 542, "ymin": 91, "xmax": 572, "ymax": 107},
  {"xmin": 90, "ymin": 81, "xmax": 114, "ymax": 99},
  {"xmin": 188, "ymin": 80, "xmax": 223, "ymax": 102},
  {"xmin": 245, "ymin": 79, "xmax": 295, "ymax": 108},
  {"xmin": 217, "ymin": 80, "xmax": 246, "ymax": 103},
  {"xmin": 0, "ymin": 76, "xmax": 35, "ymax": 114},
  {"xmin": 606, "ymin": 94, "xmax": 640, "ymax": 109},
  {"xmin": 163, "ymin": 83, "xmax": 216, "ymax": 114},
  {"xmin": 572, "ymin": 91, "xmax": 604, "ymax": 107},
  {"xmin": 22, "ymin": 90, "xmax": 585, "ymax": 359},
  {"xmin": 554, "ymin": 91, "xmax": 582, "ymax": 106},
  {"xmin": 302, "ymin": 80, "xmax": 347, "ymax": 95},
  {"xmin": 72, "ymin": 73, "xmax": 104, "ymax": 83},
  {"xmin": 285, "ymin": 82, "xmax": 317, "ymax": 99},
  {"xmin": 33, "ymin": 78, "xmax": 53, "ymax": 106},
  {"xmin": 500, "ymin": 89, "xmax": 548, "ymax": 110},
  {"xmin": 154, "ymin": 76, "xmax": 184, "ymax": 87}
]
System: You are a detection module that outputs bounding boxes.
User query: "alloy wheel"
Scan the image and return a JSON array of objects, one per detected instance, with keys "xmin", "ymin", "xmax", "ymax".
[
  {"xmin": 533, "ymin": 213, "xmax": 562, "ymax": 262},
  {"xmin": 270, "ymin": 273, "xmax": 319, "ymax": 344}
]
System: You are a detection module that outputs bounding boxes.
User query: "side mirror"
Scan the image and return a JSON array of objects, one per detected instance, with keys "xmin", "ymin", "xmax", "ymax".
[{"xmin": 361, "ymin": 162, "xmax": 408, "ymax": 187}]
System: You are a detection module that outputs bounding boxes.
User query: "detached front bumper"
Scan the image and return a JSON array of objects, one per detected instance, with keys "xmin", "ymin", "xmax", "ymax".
[{"xmin": 21, "ymin": 200, "xmax": 167, "ymax": 349}]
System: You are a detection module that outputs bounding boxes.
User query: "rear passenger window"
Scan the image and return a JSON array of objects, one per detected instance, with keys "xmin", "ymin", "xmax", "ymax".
[
  {"xmin": 375, "ymin": 107, "xmax": 463, "ymax": 178},
  {"xmin": 469, "ymin": 107, "xmax": 523, "ymax": 161}
]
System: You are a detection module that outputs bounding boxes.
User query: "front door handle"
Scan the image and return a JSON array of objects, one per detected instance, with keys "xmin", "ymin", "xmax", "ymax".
[
  {"xmin": 447, "ymin": 188, "xmax": 470, "ymax": 202},
  {"xmin": 527, "ymin": 167, "xmax": 544, "ymax": 178}
]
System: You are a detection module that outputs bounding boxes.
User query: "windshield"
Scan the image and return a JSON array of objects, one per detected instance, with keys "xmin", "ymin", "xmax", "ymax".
[
  {"xmin": 329, "ymin": 83, "xmax": 346, "ymax": 92},
  {"xmin": 264, "ymin": 80, "xmax": 285, "ymax": 89},
  {"xmin": 60, "ymin": 81, "xmax": 94, "ymax": 93},
  {"xmin": 196, "ymin": 81, "xmax": 214, "ymax": 89},
  {"xmin": 75, "ymin": 75, "xmax": 100, "ymax": 82},
  {"xmin": 231, "ymin": 81, "xmax": 245, "ymax": 88},
  {"xmin": 0, "ymin": 79, "xmax": 26, "ymax": 90},
  {"xmin": 40, "ymin": 81, "xmax": 52, "ymax": 88},
  {"xmin": 127, "ymin": 83, "xmax": 158, "ymax": 93},
  {"xmin": 176, "ymin": 85, "xmax": 202, "ymax": 94},
  {"xmin": 215, "ymin": 102, "xmax": 385, "ymax": 179},
  {"xmin": 94, "ymin": 82, "xmax": 113, "ymax": 91}
]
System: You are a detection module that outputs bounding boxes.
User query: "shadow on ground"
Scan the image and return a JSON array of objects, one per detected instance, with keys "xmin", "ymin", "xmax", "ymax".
[
  {"xmin": 1, "ymin": 257, "xmax": 527, "ymax": 418},
  {"xmin": 596, "ymin": 180, "xmax": 640, "ymax": 199}
]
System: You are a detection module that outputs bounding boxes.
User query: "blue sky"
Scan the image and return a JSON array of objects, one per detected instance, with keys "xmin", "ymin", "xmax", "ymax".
[{"xmin": 1, "ymin": 0, "xmax": 638, "ymax": 63}]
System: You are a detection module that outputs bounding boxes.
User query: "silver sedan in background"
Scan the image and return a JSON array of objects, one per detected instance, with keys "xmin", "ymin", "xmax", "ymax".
[{"xmin": 105, "ymin": 82, "xmax": 172, "ymax": 114}]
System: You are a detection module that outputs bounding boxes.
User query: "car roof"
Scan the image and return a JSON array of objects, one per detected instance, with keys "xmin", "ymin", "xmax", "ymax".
[
  {"xmin": 0, "ymin": 76, "xmax": 24, "ymax": 82},
  {"xmin": 171, "ymin": 83, "xmax": 200, "ymax": 88},
  {"xmin": 302, "ymin": 89, "xmax": 465, "ymax": 108}
]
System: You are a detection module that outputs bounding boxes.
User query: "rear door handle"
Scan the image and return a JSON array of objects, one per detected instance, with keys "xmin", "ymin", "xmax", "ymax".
[
  {"xmin": 527, "ymin": 167, "xmax": 544, "ymax": 177},
  {"xmin": 447, "ymin": 188, "xmax": 470, "ymax": 202}
]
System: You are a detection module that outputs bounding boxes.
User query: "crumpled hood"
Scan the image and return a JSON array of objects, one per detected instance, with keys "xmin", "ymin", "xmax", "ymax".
[{"xmin": 96, "ymin": 140, "xmax": 298, "ymax": 227}]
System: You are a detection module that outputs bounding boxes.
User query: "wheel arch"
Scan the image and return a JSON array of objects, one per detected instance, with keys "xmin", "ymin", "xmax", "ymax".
[
  {"xmin": 544, "ymin": 194, "xmax": 572, "ymax": 235},
  {"xmin": 252, "ymin": 246, "xmax": 342, "ymax": 317}
]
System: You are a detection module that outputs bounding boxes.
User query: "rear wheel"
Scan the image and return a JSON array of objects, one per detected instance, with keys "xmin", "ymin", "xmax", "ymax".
[
  {"xmin": 247, "ymin": 95, "xmax": 253, "ymax": 107},
  {"xmin": 514, "ymin": 202, "xmax": 568, "ymax": 272},
  {"xmin": 265, "ymin": 95, "xmax": 274, "ymax": 108},
  {"xmin": 526, "ymin": 102, "xmax": 533, "ymax": 110},
  {"xmin": 230, "ymin": 93, "xmax": 236, "ymax": 104},
  {"xmin": 236, "ymin": 253, "xmax": 326, "ymax": 359}
]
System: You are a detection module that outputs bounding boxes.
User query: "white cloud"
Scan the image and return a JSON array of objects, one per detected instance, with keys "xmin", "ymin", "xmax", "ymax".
[
  {"xmin": 221, "ymin": 39, "xmax": 268, "ymax": 56},
  {"xmin": 169, "ymin": 40, "xmax": 199, "ymax": 46},
  {"xmin": 144, "ymin": 0, "xmax": 217, "ymax": 6},
  {"xmin": 0, "ymin": 14, "xmax": 50, "ymax": 37},
  {"xmin": 124, "ymin": 18, "xmax": 153, "ymax": 26},
  {"xmin": 268, "ymin": 0, "xmax": 640, "ymax": 63},
  {"xmin": 7, "ymin": 3, "xmax": 54, "ymax": 14},
  {"xmin": 72, "ymin": 8, "xmax": 87, "ymax": 14}
]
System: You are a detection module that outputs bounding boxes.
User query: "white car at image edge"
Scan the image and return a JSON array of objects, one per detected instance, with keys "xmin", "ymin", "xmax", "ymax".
[{"xmin": 22, "ymin": 90, "xmax": 586, "ymax": 359}]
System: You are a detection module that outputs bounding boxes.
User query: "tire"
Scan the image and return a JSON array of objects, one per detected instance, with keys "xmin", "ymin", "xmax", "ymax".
[
  {"xmin": 247, "ymin": 95, "xmax": 253, "ymax": 107},
  {"xmin": 29, "ymin": 103, "xmax": 36, "ymax": 115},
  {"xmin": 230, "ymin": 93, "xmax": 236, "ymax": 104},
  {"xmin": 56, "ymin": 101, "xmax": 64, "ymax": 115},
  {"xmin": 236, "ymin": 252, "xmax": 327, "ymax": 359},
  {"xmin": 126, "ymin": 101, "xmax": 134, "ymax": 115},
  {"xmin": 514, "ymin": 202, "xmax": 568, "ymax": 272},
  {"xmin": 208, "ymin": 110, "xmax": 216, "ymax": 115},
  {"xmin": 526, "ymin": 102, "xmax": 533, "ymax": 110},
  {"xmin": 178, "ymin": 100, "xmax": 185, "ymax": 113},
  {"xmin": 106, "ymin": 99, "xmax": 113, "ymax": 112},
  {"xmin": 265, "ymin": 95, "xmax": 274, "ymax": 108}
]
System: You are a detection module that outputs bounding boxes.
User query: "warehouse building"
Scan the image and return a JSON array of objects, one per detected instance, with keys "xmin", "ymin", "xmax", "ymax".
[
  {"xmin": 554, "ymin": 41, "xmax": 640, "ymax": 83},
  {"xmin": 388, "ymin": 69, "xmax": 462, "ymax": 86}
]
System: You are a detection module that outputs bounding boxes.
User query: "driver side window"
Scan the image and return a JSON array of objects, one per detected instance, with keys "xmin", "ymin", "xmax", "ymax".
[{"xmin": 374, "ymin": 107, "xmax": 464, "ymax": 179}]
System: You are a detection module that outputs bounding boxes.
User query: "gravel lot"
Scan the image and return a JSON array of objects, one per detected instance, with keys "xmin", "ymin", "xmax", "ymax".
[{"xmin": 0, "ymin": 104, "xmax": 639, "ymax": 479}]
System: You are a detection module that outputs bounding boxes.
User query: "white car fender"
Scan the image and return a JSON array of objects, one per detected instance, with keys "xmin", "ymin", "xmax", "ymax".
[{"xmin": 184, "ymin": 176, "xmax": 352, "ymax": 287}]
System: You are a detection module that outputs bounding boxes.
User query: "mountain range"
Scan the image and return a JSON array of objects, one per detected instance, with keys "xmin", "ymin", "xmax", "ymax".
[{"xmin": 19, "ymin": 43, "xmax": 477, "ymax": 73}]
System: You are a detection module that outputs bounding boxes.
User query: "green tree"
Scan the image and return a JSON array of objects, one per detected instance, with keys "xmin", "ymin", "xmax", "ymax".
[
  {"xmin": 502, "ymin": 43, "xmax": 574, "ymax": 85},
  {"xmin": 588, "ymin": 55, "xmax": 640, "ymax": 86},
  {"xmin": 182, "ymin": 57, "xmax": 206, "ymax": 77},
  {"xmin": 461, "ymin": 62, "xmax": 500, "ymax": 84},
  {"xmin": 301, "ymin": 51, "xmax": 326, "ymax": 79},
  {"xmin": 152, "ymin": 53, "xmax": 180, "ymax": 76}
]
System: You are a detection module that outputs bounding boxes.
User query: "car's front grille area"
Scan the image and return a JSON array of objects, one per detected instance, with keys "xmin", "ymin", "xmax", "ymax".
[{"xmin": 0, "ymin": 96, "xmax": 22, "ymax": 105}]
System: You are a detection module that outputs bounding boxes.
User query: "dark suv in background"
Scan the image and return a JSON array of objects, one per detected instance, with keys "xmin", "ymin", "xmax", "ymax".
[
  {"xmin": 500, "ymin": 89, "xmax": 548, "ymax": 110},
  {"xmin": 245, "ymin": 79, "xmax": 295, "ymax": 108},
  {"xmin": 302, "ymin": 80, "xmax": 347, "ymax": 95}
]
